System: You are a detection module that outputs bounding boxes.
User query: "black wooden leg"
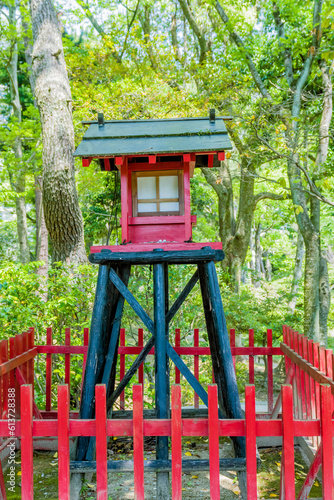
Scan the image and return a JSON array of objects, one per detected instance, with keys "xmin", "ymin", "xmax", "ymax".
[
  {"xmin": 102, "ymin": 264, "xmax": 131, "ymax": 401},
  {"xmin": 77, "ymin": 264, "xmax": 113, "ymax": 460},
  {"xmin": 153, "ymin": 262, "xmax": 170, "ymax": 499},
  {"xmin": 77, "ymin": 263, "xmax": 127, "ymax": 461},
  {"xmin": 198, "ymin": 262, "xmax": 246, "ymax": 459}
]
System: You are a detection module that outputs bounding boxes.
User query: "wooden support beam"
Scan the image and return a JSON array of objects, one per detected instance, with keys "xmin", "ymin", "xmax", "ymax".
[
  {"xmin": 109, "ymin": 267, "xmax": 154, "ymax": 333},
  {"xmin": 153, "ymin": 262, "xmax": 170, "ymax": 499},
  {"xmin": 101, "ymin": 265, "xmax": 131, "ymax": 400},
  {"xmin": 107, "ymin": 337, "xmax": 154, "ymax": 410}
]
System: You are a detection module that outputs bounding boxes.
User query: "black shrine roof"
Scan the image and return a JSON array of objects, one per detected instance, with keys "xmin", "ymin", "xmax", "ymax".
[{"xmin": 74, "ymin": 113, "xmax": 233, "ymax": 158}]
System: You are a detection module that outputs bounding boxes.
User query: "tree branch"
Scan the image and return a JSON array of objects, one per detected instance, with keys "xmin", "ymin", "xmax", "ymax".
[
  {"xmin": 215, "ymin": 1, "xmax": 271, "ymax": 99},
  {"xmin": 272, "ymin": 2, "xmax": 294, "ymax": 86},
  {"xmin": 253, "ymin": 192, "xmax": 286, "ymax": 205},
  {"xmin": 178, "ymin": 0, "xmax": 209, "ymax": 63},
  {"xmin": 75, "ymin": 0, "xmax": 121, "ymax": 62}
]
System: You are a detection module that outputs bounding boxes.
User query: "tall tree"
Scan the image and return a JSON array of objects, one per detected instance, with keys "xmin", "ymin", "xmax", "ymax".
[
  {"xmin": 29, "ymin": 0, "xmax": 87, "ymax": 263},
  {"xmin": 213, "ymin": 0, "xmax": 333, "ymax": 342}
]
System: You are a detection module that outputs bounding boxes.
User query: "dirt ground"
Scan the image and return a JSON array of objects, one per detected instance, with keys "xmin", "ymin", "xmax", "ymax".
[{"xmin": 3, "ymin": 436, "xmax": 323, "ymax": 499}]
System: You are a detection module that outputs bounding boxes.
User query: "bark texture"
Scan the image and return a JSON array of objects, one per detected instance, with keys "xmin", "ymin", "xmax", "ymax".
[
  {"xmin": 289, "ymin": 230, "xmax": 304, "ymax": 312},
  {"xmin": 29, "ymin": 0, "xmax": 87, "ymax": 263}
]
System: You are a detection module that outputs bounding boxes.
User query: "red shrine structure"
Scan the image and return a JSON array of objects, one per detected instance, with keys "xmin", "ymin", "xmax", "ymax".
[
  {"xmin": 73, "ymin": 110, "xmax": 247, "ymax": 498},
  {"xmin": 75, "ymin": 110, "xmax": 231, "ymax": 251}
]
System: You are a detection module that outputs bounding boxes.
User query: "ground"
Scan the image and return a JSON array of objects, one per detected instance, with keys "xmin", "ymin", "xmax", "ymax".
[{"xmin": 3, "ymin": 439, "xmax": 323, "ymax": 499}]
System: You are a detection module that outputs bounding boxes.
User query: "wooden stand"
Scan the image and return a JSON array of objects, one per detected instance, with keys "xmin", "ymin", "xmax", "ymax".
[{"xmin": 75, "ymin": 246, "xmax": 246, "ymax": 498}]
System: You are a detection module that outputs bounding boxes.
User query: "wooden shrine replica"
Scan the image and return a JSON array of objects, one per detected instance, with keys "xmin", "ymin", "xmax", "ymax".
[{"xmin": 73, "ymin": 110, "xmax": 247, "ymax": 496}]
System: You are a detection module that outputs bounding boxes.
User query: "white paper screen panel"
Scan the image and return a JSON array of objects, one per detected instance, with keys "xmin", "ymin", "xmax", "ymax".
[
  {"xmin": 137, "ymin": 177, "xmax": 156, "ymax": 200},
  {"xmin": 160, "ymin": 202, "xmax": 179, "ymax": 212},
  {"xmin": 159, "ymin": 176, "xmax": 178, "ymax": 199},
  {"xmin": 138, "ymin": 202, "xmax": 157, "ymax": 212}
]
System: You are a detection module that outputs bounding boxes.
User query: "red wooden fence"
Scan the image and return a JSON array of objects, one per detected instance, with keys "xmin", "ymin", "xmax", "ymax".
[
  {"xmin": 2, "ymin": 325, "xmax": 334, "ymax": 498},
  {"xmin": 1, "ymin": 381, "xmax": 334, "ymax": 499}
]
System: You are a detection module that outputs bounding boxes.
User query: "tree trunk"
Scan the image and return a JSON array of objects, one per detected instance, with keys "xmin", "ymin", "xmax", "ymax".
[
  {"xmin": 253, "ymin": 223, "xmax": 262, "ymax": 287},
  {"xmin": 319, "ymin": 255, "xmax": 330, "ymax": 345},
  {"xmin": 35, "ymin": 176, "xmax": 49, "ymax": 299},
  {"xmin": 7, "ymin": 5, "xmax": 30, "ymax": 264},
  {"xmin": 289, "ymin": 229, "xmax": 304, "ymax": 312},
  {"xmin": 29, "ymin": 0, "xmax": 87, "ymax": 264}
]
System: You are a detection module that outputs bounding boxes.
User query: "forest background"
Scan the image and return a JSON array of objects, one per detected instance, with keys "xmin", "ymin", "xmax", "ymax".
[{"xmin": 0, "ymin": 0, "xmax": 334, "ymax": 404}]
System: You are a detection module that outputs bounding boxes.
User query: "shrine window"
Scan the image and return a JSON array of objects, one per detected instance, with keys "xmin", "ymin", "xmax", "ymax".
[{"xmin": 132, "ymin": 170, "xmax": 184, "ymax": 217}]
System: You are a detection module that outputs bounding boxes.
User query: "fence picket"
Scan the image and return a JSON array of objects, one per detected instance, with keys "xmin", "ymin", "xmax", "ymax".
[
  {"xmin": 96, "ymin": 384, "xmax": 108, "ymax": 500},
  {"xmin": 46, "ymin": 327, "xmax": 52, "ymax": 411},
  {"xmin": 120, "ymin": 328, "xmax": 125, "ymax": 410},
  {"xmin": 320, "ymin": 384, "xmax": 333, "ymax": 497},
  {"xmin": 267, "ymin": 329, "xmax": 273, "ymax": 413},
  {"xmin": 194, "ymin": 328, "xmax": 199, "ymax": 408},
  {"xmin": 172, "ymin": 384, "xmax": 182, "ymax": 500},
  {"xmin": 65, "ymin": 328, "xmax": 71, "ymax": 388},
  {"xmin": 280, "ymin": 385, "xmax": 295, "ymax": 500},
  {"xmin": 245, "ymin": 385, "xmax": 257, "ymax": 499},
  {"xmin": 208, "ymin": 384, "xmax": 220, "ymax": 499},
  {"xmin": 21, "ymin": 384, "xmax": 33, "ymax": 500},
  {"xmin": 138, "ymin": 328, "xmax": 144, "ymax": 386},
  {"xmin": 133, "ymin": 384, "xmax": 144, "ymax": 500},
  {"xmin": 175, "ymin": 328, "xmax": 181, "ymax": 384},
  {"xmin": 58, "ymin": 385, "xmax": 70, "ymax": 500}
]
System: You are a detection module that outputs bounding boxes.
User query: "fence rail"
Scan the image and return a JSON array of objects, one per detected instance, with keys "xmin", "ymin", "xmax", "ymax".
[{"xmin": 0, "ymin": 381, "xmax": 333, "ymax": 499}]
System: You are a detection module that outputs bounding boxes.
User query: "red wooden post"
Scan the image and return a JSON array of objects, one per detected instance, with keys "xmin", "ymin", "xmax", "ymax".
[
  {"xmin": 172, "ymin": 385, "xmax": 182, "ymax": 500},
  {"xmin": 208, "ymin": 384, "xmax": 220, "ymax": 499},
  {"xmin": 120, "ymin": 328, "xmax": 125, "ymax": 410},
  {"xmin": 22, "ymin": 331, "xmax": 29, "ymax": 386},
  {"xmin": 194, "ymin": 328, "xmax": 199, "ymax": 409},
  {"xmin": 175, "ymin": 329, "xmax": 180, "ymax": 384},
  {"xmin": 133, "ymin": 384, "xmax": 144, "ymax": 500},
  {"xmin": 267, "ymin": 329, "xmax": 273, "ymax": 413},
  {"xmin": 9, "ymin": 337, "xmax": 15, "ymax": 415},
  {"xmin": 21, "ymin": 384, "xmax": 33, "ymax": 500},
  {"xmin": 326, "ymin": 350, "xmax": 334, "ymax": 413},
  {"xmin": 83, "ymin": 327, "xmax": 89, "ymax": 378},
  {"xmin": 121, "ymin": 159, "xmax": 129, "ymax": 242},
  {"xmin": 0, "ymin": 340, "xmax": 8, "ymax": 418},
  {"xmin": 320, "ymin": 384, "xmax": 333, "ymax": 496},
  {"xmin": 96, "ymin": 385, "xmax": 108, "ymax": 500},
  {"xmin": 15, "ymin": 335, "xmax": 22, "ymax": 414},
  {"xmin": 245, "ymin": 385, "xmax": 257, "ymax": 499},
  {"xmin": 46, "ymin": 327, "xmax": 52, "ymax": 411},
  {"xmin": 298, "ymin": 334, "xmax": 306, "ymax": 418},
  {"xmin": 183, "ymin": 161, "xmax": 192, "ymax": 241},
  {"xmin": 302, "ymin": 336, "xmax": 311, "ymax": 419},
  {"xmin": 138, "ymin": 328, "xmax": 144, "ymax": 386},
  {"xmin": 230, "ymin": 328, "xmax": 236, "ymax": 372},
  {"xmin": 65, "ymin": 327, "xmax": 71, "ymax": 390},
  {"xmin": 248, "ymin": 329, "xmax": 254, "ymax": 384},
  {"xmin": 58, "ymin": 385, "xmax": 70, "ymax": 500},
  {"xmin": 28, "ymin": 328, "xmax": 35, "ymax": 389},
  {"xmin": 294, "ymin": 331, "xmax": 302, "ymax": 418},
  {"xmin": 308, "ymin": 339, "xmax": 316, "ymax": 421},
  {"xmin": 280, "ymin": 385, "xmax": 295, "ymax": 500},
  {"xmin": 313, "ymin": 343, "xmax": 321, "ymax": 424}
]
